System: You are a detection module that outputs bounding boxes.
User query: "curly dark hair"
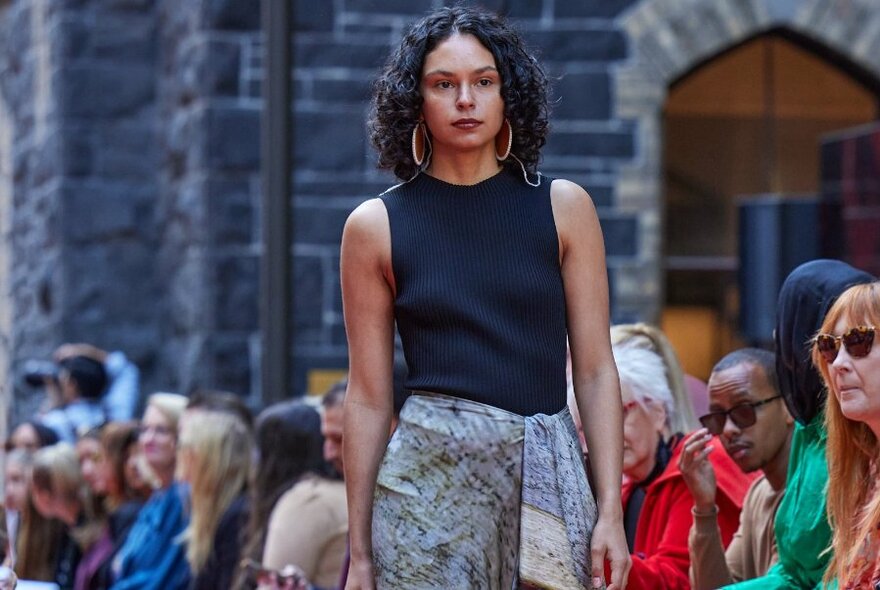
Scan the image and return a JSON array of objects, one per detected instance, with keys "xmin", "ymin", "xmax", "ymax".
[{"xmin": 369, "ymin": 6, "xmax": 550, "ymax": 181}]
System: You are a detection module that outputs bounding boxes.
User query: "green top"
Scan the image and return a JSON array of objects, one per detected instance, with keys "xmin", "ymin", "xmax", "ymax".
[{"xmin": 723, "ymin": 415, "xmax": 832, "ymax": 589}]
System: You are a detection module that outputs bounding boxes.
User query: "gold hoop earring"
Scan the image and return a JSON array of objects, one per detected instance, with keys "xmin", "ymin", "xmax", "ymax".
[
  {"xmin": 412, "ymin": 122, "xmax": 427, "ymax": 166},
  {"xmin": 495, "ymin": 118, "xmax": 513, "ymax": 161}
]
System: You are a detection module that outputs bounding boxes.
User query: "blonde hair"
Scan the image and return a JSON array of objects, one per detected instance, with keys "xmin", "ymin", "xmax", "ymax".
[
  {"xmin": 178, "ymin": 410, "xmax": 252, "ymax": 573},
  {"xmin": 814, "ymin": 281, "xmax": 880, "ymax": 587},
  {"xmin": 610, "ymin": 323, "xmax": 698, "ymax": 433},
  {"xmin": 145, "ymin": 392, "xmax": 188, "ymax": 434},
  {"xmin": 14, "ymin": 453, "xmax": 64, "ymax": 580},
  {"xmin": 31, "ymin": 443, "xmax": 85, "ymax": 505},
  {"xmin": 31, "ymin": 443, "xmax": 103, "ymax": 550}
]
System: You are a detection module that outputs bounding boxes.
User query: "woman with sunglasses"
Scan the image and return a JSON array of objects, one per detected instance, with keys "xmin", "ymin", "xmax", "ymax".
[
  {"xmin": 724, "ymin": 259, "xmax": 874, "ymax": 590},
  {"xmin": 812, "ymin": 281, "xmax": 880, "ymax": 589},
  {"xmin": 680, "ymin": 348, "xmax": 792, "ymax": 589},
  {"xmin": 613, "ymin": 340, "xmax": 752, "ymax": 589}
]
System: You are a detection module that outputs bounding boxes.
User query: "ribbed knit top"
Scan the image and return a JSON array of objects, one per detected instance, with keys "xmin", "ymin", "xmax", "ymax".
[{"xmin": 380, "ymin": 166, "xmax": 567, "ymax": 416}]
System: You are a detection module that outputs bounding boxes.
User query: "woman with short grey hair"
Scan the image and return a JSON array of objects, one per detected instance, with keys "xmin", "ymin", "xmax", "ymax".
[{"xmin": 613, "ymin": 339, "xmax": 752, "ymax": 588}]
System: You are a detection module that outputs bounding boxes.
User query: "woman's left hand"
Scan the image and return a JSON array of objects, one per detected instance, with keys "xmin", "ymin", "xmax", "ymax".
[{"xmin": 590, "ymin": 512, "xmax": 630, "ymax": 589}]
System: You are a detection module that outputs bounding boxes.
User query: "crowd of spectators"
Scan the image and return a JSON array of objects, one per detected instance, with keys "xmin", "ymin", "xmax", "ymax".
[
  {"xmin": 1, "ymin": 259, "xmax": 879, "ymax": 589},
  {"xmin": 0, "ymin": 345, "xmax": 350, "ymax": 590}
]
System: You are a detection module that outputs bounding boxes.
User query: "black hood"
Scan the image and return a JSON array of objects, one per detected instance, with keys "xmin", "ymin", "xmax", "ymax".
[{"xmin": 775, "ymin": 259, "xmax": 875, "ymax": 425}]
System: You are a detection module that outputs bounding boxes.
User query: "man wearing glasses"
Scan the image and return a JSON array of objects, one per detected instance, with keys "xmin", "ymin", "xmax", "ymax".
[{"xmin": 678, "ymin": 348, "xmax": 793, "ymax": 589}]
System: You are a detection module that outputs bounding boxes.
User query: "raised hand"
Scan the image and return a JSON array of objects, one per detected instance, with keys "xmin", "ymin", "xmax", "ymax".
[{"xmin": 678, "ymin": 428, "xmax": 718, "ymax": 512}]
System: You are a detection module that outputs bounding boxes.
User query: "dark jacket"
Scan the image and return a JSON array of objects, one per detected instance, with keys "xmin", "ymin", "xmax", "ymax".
[{"xmin": 190, "ymin": 494, "xmax": 249, "ymax": 590}]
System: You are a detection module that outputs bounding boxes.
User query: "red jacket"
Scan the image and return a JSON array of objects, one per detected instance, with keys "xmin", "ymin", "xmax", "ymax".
[{"xmin": 612, "ymin": 435, "xmax": 756, "ymax": 590}]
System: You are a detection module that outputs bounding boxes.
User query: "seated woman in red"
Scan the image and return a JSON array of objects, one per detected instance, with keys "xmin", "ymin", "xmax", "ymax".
[{"xmin": 612, "ymin": 339, "xmax": 755, "ymax": 589}]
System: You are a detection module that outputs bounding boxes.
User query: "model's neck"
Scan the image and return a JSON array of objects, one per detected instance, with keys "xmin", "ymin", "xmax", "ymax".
[{"xmin": 425, "ymin": 146, "xmax": 501, "ymax": 185}]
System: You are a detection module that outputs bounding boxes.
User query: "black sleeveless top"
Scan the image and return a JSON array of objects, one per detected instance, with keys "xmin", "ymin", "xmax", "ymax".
[{"xmin": 380, "ymin": 167, "xmax": 567, "ymax": 416}]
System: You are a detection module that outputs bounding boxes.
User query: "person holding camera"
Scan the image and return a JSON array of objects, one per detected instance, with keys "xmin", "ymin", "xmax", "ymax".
[
  {"xmin": 52, "ymin": 344, "xmax": 140, "ymax": 423},
  {"xmin": 38, "ymin": 356, "xmax": 110, "ymax": 443},
  {"xmin": 29, "ymin": 343, "xmax": 140, "ymax": 443}
]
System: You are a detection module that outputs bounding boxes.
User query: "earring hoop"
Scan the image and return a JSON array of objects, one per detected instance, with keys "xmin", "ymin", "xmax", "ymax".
[
  {"xmin": 495, "ymin": 118, "xmax": 513, "ymax": 161},
  {"xmin": 412, "ymin": 122, "xmax": 428, "ymax": 166}
]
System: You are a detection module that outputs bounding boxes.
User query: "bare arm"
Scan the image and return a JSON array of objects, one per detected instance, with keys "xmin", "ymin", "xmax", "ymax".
[
  {"xmin": 552, "ymin": 179, "xmax": 630, "ymax": 590},
  {"xmin": 339, "ymin": 198, "xmax": 396, "ymax": 589}
]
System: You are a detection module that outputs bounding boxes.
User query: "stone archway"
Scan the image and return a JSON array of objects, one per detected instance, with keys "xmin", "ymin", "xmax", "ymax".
[{"xmin": 611, "ymin": 0, "xmax": 880, "ymax": 322}]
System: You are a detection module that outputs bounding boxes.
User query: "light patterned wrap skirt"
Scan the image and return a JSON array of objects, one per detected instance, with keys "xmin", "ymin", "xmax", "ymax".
[{"xmin": 372, "ymin": 392, "xmax": 600, "ymax": 590}]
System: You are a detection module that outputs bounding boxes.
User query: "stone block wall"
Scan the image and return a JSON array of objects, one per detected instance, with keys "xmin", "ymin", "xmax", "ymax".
[
  {"xmin": 284, "ymin": 0, "xmax": 641, "ymax": 392},
  {"xmin": 0, "ymin": 0, "xmax": 75, "ymax": 419},
  {"xmin": 156, "ymin": 0, "xmax": 261, "ymax": 401},
  {"xmin": 4, "ymin": 0, "xmax": 877, "ymax": 411},
  {"xmin": 0, "ymin": 0, "xmax": 162, "ymax": 419}
]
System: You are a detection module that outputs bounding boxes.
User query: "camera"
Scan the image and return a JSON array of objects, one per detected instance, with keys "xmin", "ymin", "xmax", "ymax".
[{"xmin": 22, "ymin": 359, "xmax": 59, "ymax": 387}]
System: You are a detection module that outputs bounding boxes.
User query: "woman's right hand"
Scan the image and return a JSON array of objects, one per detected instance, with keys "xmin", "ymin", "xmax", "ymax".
[
  {"xmin": 345, "ymin": 557, "xmax": 376, "ymax": 590},
  {"xmin": 678, "ymin": 428, "xmax": 717, "ymax": 512}
]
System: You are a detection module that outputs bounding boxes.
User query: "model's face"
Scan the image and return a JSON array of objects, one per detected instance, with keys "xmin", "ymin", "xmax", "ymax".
[
  {"xmin": 139, "ymin": 405, "xmax": 177, "ymax": 472},
  {"xmin": 4, "ymin": 461, "xmax": 28, "ymax": 512},
  {"xmin": 419, "ymin": 33, "xmax": 505, "ymax": 159},
  {"xmin": 828, "ymin": 315, "xmax": 880, "ymax": 434},
  {"xmin": 707, "ymin": 363, "xmax": 790, "ymax": 473},
  {"xmin": 322, "ymin": 405, "xmax": 344, "ymax": 475},
  {"xmin": 77, "ymin": 437, "xmax": 109, "ymax": 495},
  {"xmin": 621, "ymin": 383, "xmax": 667, "ymax": 483}
]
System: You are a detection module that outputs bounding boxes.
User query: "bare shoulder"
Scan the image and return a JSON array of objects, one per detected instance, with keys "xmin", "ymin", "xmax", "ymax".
[
  {"xmin": 345, "ymin": 197, "xmax": 388, "ymax": 236},
  {"xmin": 341, "ymin": 197, "xmax": 394, "ymax": 290},
  {"xmin": 343, "ymin": 198, "xmax": 390, "ymax": 252},
  {"xmin": 549, "ymin": 178, "xmax": 600, "ymax": 238}
]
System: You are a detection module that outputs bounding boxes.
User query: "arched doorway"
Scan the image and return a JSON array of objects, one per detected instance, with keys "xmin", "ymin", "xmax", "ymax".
[{"xmin": 660, "ymin": 30, "xmax": 879, "ymax": 378}]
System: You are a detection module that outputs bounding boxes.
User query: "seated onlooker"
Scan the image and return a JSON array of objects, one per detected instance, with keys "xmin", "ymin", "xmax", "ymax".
[
  {"xmin": 77, "ymin": 423, "xmax": 151, "ymax": 590},
  {"xmin": 4, "ymin": 449, "xmax": 66, "ymax": 581},
  {"xmin": 612, "ymin": 340, "xmax": 754, "ymax": 589},
  {"xmin": 178, "ymin": 409, "xmax": 252, "ymax": 590},
  {"xmin": 814, "ymin": 281, "xmax": 880, "ymax": 588},
  {"xmin": 725, "ymin": 260, "xmax": 876, "ymax": 590},
  {"xmin": 54, "ymin": 343, "xmax": 141, "ymax": 422},
  {"xmin": 111, "ymin": 393, "xmax": 190, "ymax": 590},
  {"xmin": 611, "ymin": 323, "xmax": 699, "ymax": 435},
  {"xmin": 31, "ymin": 443, "xmax": 105, "ymax": 590},
  {"xmin": 244, "ymin": 400, "xmax": 345, "ymax": 590},
  {"xmin": 39, "ymin": 356, "xmax": 109, "ymax": 443},
  {"xmin": 5, "ymin": 423, "xmax": 59, "ymax": 564},
  {"xmin": 6, "ymin": 421, "xmax": 60, "ymax": 453},
  {"xmin": 100, "ymin": 422, "xmax": 152, "ymax": 512},
  {"xmin": 4, "ymin": 450, "xmax": 30, "ymax": 563},
  {"xmin": 77, "ymin": 427, "xmax": 107, "ymax": 497},
  {"xmin": 679, "ymin": 348, "xmax": 793, "ymax": 588}
]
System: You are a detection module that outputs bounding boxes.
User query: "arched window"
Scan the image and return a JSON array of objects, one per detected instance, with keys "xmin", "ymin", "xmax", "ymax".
[{"xmin": 661, "ymin": 30, "xmax": 879, "ymax": 378}]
